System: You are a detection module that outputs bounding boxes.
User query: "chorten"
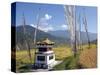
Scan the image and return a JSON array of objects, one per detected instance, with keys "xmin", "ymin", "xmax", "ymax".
[{"xmin": 34, "ymin": 38, "xmax": 55, "ymax": 69}]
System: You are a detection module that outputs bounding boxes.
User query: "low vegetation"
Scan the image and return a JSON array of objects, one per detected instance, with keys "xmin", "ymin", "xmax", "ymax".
[
  {"xmin": 53, "ymin": 45, "xmax": 73, "ymax": 60},
  {"xmin": 79, "ymin": 44, "xmax": 97, "ymax": 68},
  {"xmin": 53, "ymin": 44, "xmax": 97, "ymax": 70},
  {"xmin": 15, "ymin": 44, "xmax": 97, "ymax": 72},
  {"xmin": 16, "ymin": 49, "xmax": 35, "ymax": 72}
]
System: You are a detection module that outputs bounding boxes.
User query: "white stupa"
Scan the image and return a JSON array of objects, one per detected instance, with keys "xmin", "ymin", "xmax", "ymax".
[{"xmin": 34, "ymin": 38, "xmax": 55, "ymax": 69}]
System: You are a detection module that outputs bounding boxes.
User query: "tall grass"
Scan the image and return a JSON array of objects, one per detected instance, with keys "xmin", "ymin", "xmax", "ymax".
[
  {"xmin": 53, "ymin": 44, "xmax": 97, "ymax": 70},
  {"xmin": 79, "ymin": 44, "xmax": 97, "ymax": 68},
  {"xmin": 16, "ymin": 44, "xmax": 97, "ymax": 72},
  {"xmin": 53, "ymin": 45, "xmax": 73, "ymax": 60},
  {"xmin": 16, "ymin": 49, "xmax": 35, "ymax": 72}
]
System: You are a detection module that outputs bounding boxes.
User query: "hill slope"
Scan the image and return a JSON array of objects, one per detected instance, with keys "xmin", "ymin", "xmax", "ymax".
[
  {"xmin": 14, "ymin": 25, "xmax": 70, "ymax": 50},
  {"xmin": 12, "ymin": 25, "xmax": 97, "ymax": 50},
  {"xmin": 49, "ymin": 30, "xmax": 97, "ymax": 44}
]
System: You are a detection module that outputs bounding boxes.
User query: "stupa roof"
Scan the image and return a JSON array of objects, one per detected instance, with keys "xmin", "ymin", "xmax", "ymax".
[{"xmin": 37, "ymin": 38, "xmax": 54, "ymax": 45}]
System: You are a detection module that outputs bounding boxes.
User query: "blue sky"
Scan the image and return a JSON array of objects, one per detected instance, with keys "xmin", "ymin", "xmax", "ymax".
[{"xmin": 15, "ymin": 2, "xmax": 97, "ymax": 33}]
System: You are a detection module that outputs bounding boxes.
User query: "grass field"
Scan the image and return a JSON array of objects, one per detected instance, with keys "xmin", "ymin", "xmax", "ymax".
[
  {"xmin": 16, "ymin": 49, "xmax": 35, "ymax": 72},
  {"xmin": 79, "ymin": 44, "xmax": 97, "ymax": 68},
  {"xmin": 15, "ymin": 44, "xmax": 97, "ymax": 72},
  {"xmin": 53, "ymin": 44, "xmax": 97, "ymax": 70}
]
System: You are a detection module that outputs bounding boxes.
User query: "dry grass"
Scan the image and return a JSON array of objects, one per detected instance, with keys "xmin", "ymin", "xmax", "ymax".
[
  {"xmin": 15, "ymin": 44, "xmax": 97, "ymax": 72},
  {"xmin": 16, "ymin": 49, "xmax": 35, "ymax": 64},
  {"xmin": 15, "ymin": 45, "xmax": 72, "ymax": 71},
  {"xmin": 16, "ymin": 49, "xmax": 35, "ymax": 71},
  {"xmin": 53, "ymin": 46, "xmax": 72, "ymax": 60},
  {"xmin": 79, "ymin": 44, "xmax": 97, "ymax": 68},
  {"xmin": 53, "ymin": 44, "xmax": 97, "ymax": 70}
]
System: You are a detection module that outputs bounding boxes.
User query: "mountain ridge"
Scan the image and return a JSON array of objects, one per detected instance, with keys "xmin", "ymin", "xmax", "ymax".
[{"xmin": 12, "ymin": 25, "xmax": 97, "ymax": 50}]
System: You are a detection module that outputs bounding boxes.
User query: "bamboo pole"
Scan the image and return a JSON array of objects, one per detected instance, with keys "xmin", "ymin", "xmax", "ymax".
[
  {"xmin": 64, "ymin": 5, "xmax": 77, "ymax": 56},
  {"xmin": 22, "ymin": 13, "xmax": 32, "ymax": 64},
  {"xmin": 33, "ymin": 8, "xmax": 41, "ymax": 64},
  {"xmin": 83, "ymin": 9, "xmax": 91, "ymax": 48}
]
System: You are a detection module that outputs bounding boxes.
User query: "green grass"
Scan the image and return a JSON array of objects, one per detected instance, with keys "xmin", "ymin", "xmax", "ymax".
[
  {"xmin": 15, "ymin": 44, "xmax": 97, "ymax": 72},
  {"xmin": 16, "ymin": 49, "xmax": 35, "ymax": 72},
  {"xmin": 16, "ymin": 45, "xmax": 72, "ymax": 72},
  {"xmin": 53, "ymin": 45, "xmax": 73, "ymax": 60},
  {"xmin": 53, "ymin": 44, "xmax": 97, "ymax": 70},
  {"xmin": 53, "ymin": 54, "xmax": 80, "ymax": 70}
]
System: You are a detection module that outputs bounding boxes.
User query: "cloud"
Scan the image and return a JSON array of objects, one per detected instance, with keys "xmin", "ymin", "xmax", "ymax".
[
  {"xmin": 40, "ymin": 14, "xmax": 52, "ymax": 23},
  {"xmin": 30, "ymin": 24, "xmax": 54, "ymax": 32},
  {"xmin": 39, "ymin": 14, "xmax": 52, "ymax": 26},
  {"xmin": 39, "ymin": 26, "xmax": 54, "ymax": 32},
  {"xmin": 30, "ymin": 14, "xmax": 53, "ymax": 32},
  {"xmin": 30, "ymin": 24, "xmax": 36, "ymax": 27},
  {"xmin": 61, "ymin": 24, "xmax": 67, "ymax": 29},
  {"xmin": 45, "ymin": 14, "xmax": 52, "ymax": 20}
]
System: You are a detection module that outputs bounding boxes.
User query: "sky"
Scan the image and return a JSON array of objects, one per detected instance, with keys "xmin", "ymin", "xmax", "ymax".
[{"xmin": 14, "ymin": 2, "xmax": 97, "ymax": 33}]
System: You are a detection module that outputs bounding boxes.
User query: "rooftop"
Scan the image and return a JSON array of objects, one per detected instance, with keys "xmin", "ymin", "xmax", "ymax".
[{"xmin": 37, "ymin": 38, "xmax": 54, "ymax": 45}]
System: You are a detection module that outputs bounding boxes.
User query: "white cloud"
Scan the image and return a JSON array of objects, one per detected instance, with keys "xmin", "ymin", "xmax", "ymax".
[
  {"xmin": 30, "ymin": 24, "xmax": 36, "ymax": 27},
  {"xmin": 39, "ymin": 18, "xmax": 48, "ymax": 26},
  {"xmin": 45, "ymin": 14, "xmax": 52, "ymax": 20},
  {"xmin": 38, "ymin": 14, "xmax": 52, "ymax": 26},
  {"xmin": 39, "ymin": 26, "xmax": 54, "ymax": 32},
  {"xmin": 30, "ymin": 14, "xmax": 53, "ymax": 32},
  {"xmin": 61, "ymin": 24, "xmax": 67, "ymax": 29},
  {"xmin": 40, "ymin": 14, "xmax": 52, "ymax": 23},
  {"xmin": 30, "ymin": 24, "xmax": 54, "ymax": 32}
]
